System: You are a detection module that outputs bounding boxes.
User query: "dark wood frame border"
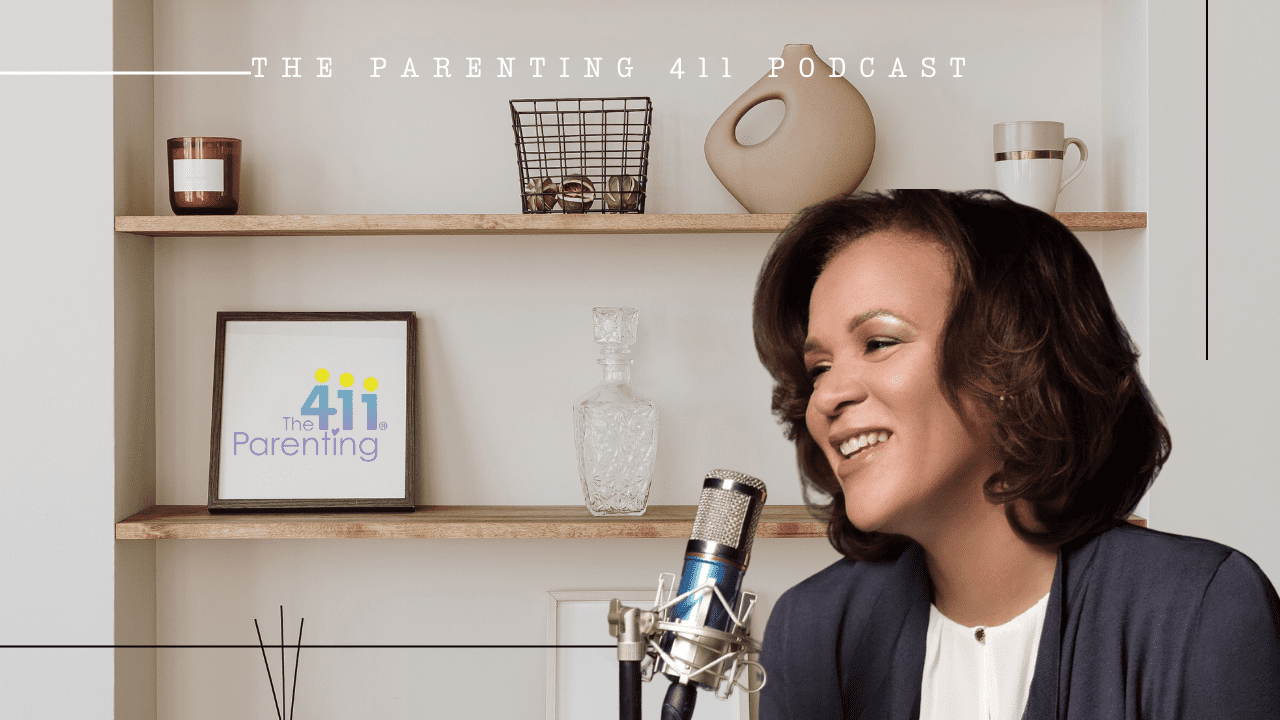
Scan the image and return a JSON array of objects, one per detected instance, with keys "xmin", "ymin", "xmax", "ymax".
[{"xmin": 208, "ymin": 311, "xmax": 417, "ymax": 512}]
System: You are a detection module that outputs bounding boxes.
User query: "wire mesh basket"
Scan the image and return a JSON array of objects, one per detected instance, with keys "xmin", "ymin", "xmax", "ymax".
[{"xmin": 510, "ymin": 97, "xmax": 652, "ymax": 214}]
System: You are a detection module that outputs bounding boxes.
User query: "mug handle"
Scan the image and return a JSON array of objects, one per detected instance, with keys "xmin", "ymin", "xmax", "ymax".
[{"xmin": 1059, "ymin": 137, "xmax": 1088, "ymax": 191}]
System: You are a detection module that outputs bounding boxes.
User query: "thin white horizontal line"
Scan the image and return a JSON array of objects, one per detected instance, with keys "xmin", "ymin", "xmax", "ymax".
[{"xmin": 0, "ymin": 71, "xmax": 250, "ymax": 76}]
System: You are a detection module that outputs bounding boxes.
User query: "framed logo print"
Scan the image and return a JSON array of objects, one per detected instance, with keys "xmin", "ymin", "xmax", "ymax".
[{"xmin": 208, "ymin": 311, "xmax": 418, "ymax": 511}]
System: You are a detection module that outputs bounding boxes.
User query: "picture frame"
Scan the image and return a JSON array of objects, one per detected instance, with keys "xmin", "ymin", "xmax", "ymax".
[
  {"xmin": 208, "ymin": 311, "xmax": 417, "ymax": 511},
  {"xmin": 546, "ymin": 590, "xmax": 750, "ymax": 720}
]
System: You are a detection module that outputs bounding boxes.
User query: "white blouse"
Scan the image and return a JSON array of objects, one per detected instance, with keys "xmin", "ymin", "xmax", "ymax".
[{"xmin": 918, "ymin": 591, "xmax": 1050, "ymax": 720}]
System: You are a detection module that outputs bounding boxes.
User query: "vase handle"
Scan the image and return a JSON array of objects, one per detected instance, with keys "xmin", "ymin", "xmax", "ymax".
[{"xmin": 706, "ymin": 87, "xmax": 786, "ymax": 155}]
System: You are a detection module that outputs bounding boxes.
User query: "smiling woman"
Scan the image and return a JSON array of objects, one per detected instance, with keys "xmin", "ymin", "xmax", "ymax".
[
  {"xmin": 751, "ymin": 190, "xmax": 1280, "ymax": 720},
  {"xmin": 803, "ymin": 232, "xmax": 1002, "ymax": 554}
]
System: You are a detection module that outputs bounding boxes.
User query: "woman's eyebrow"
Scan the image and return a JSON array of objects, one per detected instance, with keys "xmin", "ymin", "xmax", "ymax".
[{"xmin": 803, "ymin": 309, "xmax": 911, "ymax": 353}]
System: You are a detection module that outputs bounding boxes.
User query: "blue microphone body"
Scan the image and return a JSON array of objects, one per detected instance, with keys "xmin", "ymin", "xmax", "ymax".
[
  {"xmin": 659, "ymin": 470, "xmax": 767, "ymax": 690},
  {"xmin": 670, "ymin": 554, "xmax": 744, "ymax": 635}
]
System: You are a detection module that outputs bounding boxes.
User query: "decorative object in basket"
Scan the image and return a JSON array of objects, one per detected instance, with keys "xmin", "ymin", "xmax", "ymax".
[
  {"xmin": 561, "ymin": 174, "xmax": 596, "ymax": 212},
  {"xmin": 704, "ymin": 44, "xmax": 875, "ymax": 213},
  {"xmin": 523, "ymin": 177, "xmax": 559, "ymax": 212},
  {"xmin": 510, "ymin": 97, "xmax": 652, "ymax": 213},
  {"xmin": 606, "ymin": 175, "xmax": 642, "ymax": 211}
]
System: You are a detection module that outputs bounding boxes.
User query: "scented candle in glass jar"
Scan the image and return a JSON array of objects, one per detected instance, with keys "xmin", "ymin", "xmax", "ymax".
[{"xmin": 167, "ymin": 137, "xmax": 241, "ymax": 215}]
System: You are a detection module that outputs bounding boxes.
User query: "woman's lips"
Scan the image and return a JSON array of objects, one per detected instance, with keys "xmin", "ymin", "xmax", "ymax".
[{"xmin": 838, "ymin": 430, "xmax": 892, "ymax": 459}]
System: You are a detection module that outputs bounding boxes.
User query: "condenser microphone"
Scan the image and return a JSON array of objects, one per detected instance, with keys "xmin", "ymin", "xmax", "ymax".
[{"xmin": 657, "ymin": 470, "xmax": 766, "ymax": 718}]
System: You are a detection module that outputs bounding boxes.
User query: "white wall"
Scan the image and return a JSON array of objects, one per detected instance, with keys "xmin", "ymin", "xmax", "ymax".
[
  {"xmin": 149, "ymin": 0, "xmax": 1119, "ymax": 507},
  {"xmin": 140, "ymin": 2, "xmax": 1149, "ymax": 717},
  {"xmin": 1149, "ymin": 1, "xmax": 1280, "ymax": 580},
  {"xmin": 0, "ymin": 1, "xmax": 116, "ymax": 718},
  {"xmin": 1, "ymin": 0, "xmax": 1267, "ymax": 718},
  {"xmin": 113, "ymin": 0, "xmax": 158, "ymax": 717}
]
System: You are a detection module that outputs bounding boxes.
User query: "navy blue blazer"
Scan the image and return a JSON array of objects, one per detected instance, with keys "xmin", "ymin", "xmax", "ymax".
[{"xmin": 758, "ymin": 523, "xmax": 1280, "ymax": 719}]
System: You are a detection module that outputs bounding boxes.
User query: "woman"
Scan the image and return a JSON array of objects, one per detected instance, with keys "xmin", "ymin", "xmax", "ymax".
[{"xmin": 752, "ymin": 190, "xmax": 1280, "ymax": 719}]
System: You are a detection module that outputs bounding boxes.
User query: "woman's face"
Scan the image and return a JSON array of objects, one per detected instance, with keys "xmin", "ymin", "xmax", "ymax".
[{"xmin": 803, "ymin": 229, "xmax": 999, "ymax": 541}]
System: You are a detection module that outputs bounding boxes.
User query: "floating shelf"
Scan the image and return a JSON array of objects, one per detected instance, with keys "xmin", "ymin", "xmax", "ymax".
[
  {"xmin": 115, "ymin": 504, "xmax": 827, "ymax": 540},
  {"xmin": 114, "ymin": 212, "xmax": 1147, "ymax": 237}
]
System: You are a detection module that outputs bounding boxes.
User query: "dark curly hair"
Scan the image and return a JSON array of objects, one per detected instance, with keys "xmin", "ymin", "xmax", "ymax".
[{"xmin": 753, "ymin": 190, "xmax": 1170, "ymax": 562}]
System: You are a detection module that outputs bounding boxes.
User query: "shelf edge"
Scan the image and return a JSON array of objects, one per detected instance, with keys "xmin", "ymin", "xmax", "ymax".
[
  {"xmin": 115, "ymin": 212, "xmax": 1147, "ymax": 237},
  {"xmin": 115, "ymin": 504, "xmax": 827, "ymax": 540}
]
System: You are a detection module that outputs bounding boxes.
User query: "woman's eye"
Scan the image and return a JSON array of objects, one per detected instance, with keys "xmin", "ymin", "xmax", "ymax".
[
  {"xmin": 865, "ymin": 338, "xmax": 898, "ymax": 352},
  {"xmin": 806, "ymin": 364, "xmax": 830, "ymax": 380}
]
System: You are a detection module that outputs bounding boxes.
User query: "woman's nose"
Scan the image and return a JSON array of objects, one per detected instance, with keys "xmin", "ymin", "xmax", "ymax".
[{"xmin": 809, "ymin": 362, "xmax": 868, "ymax": 417}]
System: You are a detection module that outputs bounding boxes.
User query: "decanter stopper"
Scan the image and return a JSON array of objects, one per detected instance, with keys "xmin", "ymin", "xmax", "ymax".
[
  {"xmin": 594, "ymin": 306, "xmax": 638, "ymax": 354},
  {"xmin": 573, "ymin": 307, "xmax": 659, "ymax": 516}
]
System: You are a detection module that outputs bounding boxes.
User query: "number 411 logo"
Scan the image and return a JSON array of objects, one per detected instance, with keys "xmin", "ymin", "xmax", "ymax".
[{"xmin": 303, "ymin": 368, "xmax": 380, "ymax": 431}]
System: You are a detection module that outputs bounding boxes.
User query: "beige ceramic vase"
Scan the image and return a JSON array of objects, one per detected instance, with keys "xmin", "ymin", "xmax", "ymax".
[{"xmin": 704, "ymin": 44, "xmax": 876, "ymax": 213}]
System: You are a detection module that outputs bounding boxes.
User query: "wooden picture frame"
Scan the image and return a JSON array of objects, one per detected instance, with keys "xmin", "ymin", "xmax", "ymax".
[{"xmin": 208, "ymin": 311, "xmax": 417, "ymax": 511}]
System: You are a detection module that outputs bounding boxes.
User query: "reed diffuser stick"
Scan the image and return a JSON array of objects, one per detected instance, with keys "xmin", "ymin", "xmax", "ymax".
[
  {"xmin": 280, "ymin": 606, "xmax": 287, "ymax": 720},
  {"xmin": 254, "ymin": 619, "xmax": 283, "ymax": 720},
  {"xmin": 290, "ymin": 618, "xmax": 305, "ymax": 720}
]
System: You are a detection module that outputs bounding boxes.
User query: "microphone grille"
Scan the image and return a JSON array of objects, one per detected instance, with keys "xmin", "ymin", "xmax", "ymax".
[
  {"xmin": 708, "ymin": 469, "xmax": 766, "ymax": 493},
  {"xmin": 691, "ymin": 470, "xmax": 766, "ymax": 553}
]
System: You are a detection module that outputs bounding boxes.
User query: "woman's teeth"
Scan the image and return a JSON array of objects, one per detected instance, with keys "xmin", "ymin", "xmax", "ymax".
[{"xmin": 840, "ymin": 431, "xmax": 891, "ymax": 459}]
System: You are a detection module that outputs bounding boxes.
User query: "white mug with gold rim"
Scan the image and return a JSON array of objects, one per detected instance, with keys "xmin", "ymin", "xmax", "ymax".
[{"xmin": 993, "ymin": 121, "xmax": 1087, "ymax": 212}]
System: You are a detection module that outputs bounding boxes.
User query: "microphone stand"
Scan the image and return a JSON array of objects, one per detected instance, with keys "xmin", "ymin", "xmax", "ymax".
[
  {"xmin": 609, "ymin": 600, "xmax": 648, "ymax": 720},
  {"xmin": 609, "ymin": 579, "xmax": 767, "ymax": 720}
]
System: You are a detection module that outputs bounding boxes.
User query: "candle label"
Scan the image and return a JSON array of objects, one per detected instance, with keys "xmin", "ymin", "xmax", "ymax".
[{"xmin": 173, "ymin": 158, "xmax": 225, "ymax": 192}]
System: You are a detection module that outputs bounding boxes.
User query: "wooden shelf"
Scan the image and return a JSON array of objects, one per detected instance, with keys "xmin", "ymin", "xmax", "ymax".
[
  {"xmin": 115, "ymin": 504, "xmax": 826, "ymax": 540},
  {"xmin": 114, "ymin": 212, "xmax": 1146, "ymax": 237}
]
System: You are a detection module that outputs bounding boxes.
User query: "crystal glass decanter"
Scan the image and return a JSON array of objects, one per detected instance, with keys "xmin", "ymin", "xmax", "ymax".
[{"xmin": 573, "ymin": 307, "xmax": 659, "ymax": 516}]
